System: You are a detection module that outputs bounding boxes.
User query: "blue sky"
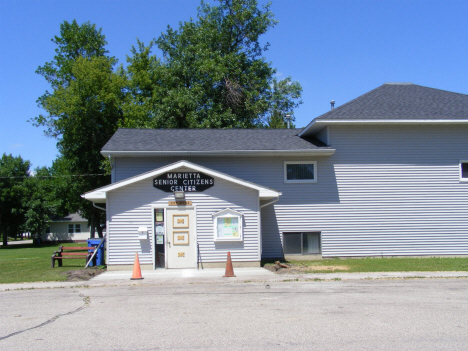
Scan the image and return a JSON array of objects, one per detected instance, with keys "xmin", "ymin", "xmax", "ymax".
[{"xmin": 1, "ymin": 0, "xmax": 467, "ymax": 169}]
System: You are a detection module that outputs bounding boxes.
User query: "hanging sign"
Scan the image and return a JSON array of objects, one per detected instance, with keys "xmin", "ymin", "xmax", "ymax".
[
  {"xmin": 168, "ymin": 201, "xmax": 192, "ymax": 206},
  {"xmin": 153, "ymin": 172, "xmax": 214, "ymax": 192}
]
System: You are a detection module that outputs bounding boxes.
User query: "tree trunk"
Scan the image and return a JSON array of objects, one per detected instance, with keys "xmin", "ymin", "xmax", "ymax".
[
  {"xmin": 90, "ymin": 214, "xmax": 95, "ymax": 239},
  {"xmin": 95, "ymin": 207, "xmax": 104, "ymax": 238},
  {"xmin": 97, "ymin": 222, "xmax": 103, "ymax": 238},
  {"xmin": 1, "ymin": 223, "xmax": 7, "ymax": 246}
]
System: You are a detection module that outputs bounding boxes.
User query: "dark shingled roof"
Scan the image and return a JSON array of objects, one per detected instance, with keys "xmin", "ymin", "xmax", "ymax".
[
  {"xmin": 102, "ymin": 128, "xmax": 328, "ymax": 152},
  {"xmin": 315, "ymin": 83, "xmax": 468, "ymax": 121},
  {"xmin": 50, "ymin": 213, "xmax": 86, "ymax": 222}
]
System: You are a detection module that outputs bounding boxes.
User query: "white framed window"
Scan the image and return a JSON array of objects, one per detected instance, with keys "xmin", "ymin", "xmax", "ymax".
[
  {"xmin": 212, "ymin": 208, "xmax": 243, "ymax": 242},
  {"xmin": 68, "ymin": 224, "xmax": 81, "ymax": 234},
  {"xmin": 284, "ymin": 161, "xmax": 317, "ymax": 183},
  {"xmin": 283, "ymin": 232, "xmax": 321, "ymax": 255},
  {"xmin": 45, "ymin": 226, "xmax": 51, "ymax": 234},
  {"xmin": 460, "ymin": 161, "xmax": 468, "ymax": 182}
]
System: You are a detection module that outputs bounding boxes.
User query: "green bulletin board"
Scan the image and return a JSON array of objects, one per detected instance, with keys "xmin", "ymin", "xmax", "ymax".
[{"xmin": 217, "ymin": 217, "xmax": 239, "ymax": 238}]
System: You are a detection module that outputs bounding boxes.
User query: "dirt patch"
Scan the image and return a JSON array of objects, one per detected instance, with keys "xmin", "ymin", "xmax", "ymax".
[
  {"xmin": 265, "ymin": 263, "xmax": 350, "ymax": 274},
  {"xmin": 62, "ymin": 267, "xmax": 106, "ymax": 281},
  {"xmin": 302, "ymin": 265, "xmax": 350, "ymax": 272}
]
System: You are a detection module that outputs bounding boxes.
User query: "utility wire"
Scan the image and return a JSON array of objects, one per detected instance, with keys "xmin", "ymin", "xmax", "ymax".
[{"xmin": 0, "ymin": 174, "xmax": 108, "ymax": 179}]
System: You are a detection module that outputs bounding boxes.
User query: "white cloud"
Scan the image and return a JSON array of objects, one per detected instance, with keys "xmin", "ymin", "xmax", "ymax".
[{"xmin": 9, "ymin": 143, "xmax": 23, "ymax": 149}]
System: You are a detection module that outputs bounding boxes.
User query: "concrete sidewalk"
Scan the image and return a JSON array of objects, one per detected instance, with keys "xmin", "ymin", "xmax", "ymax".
[
  {"xmin": 1, "ymin": 268, "xmax": 468, "ymax": 291},
  {"xmin": 0, "ymin": 239, "xmax": 33, "ymax": 245},
  {"xmin": 92, "ymin": 267, "xmax": 272, "ymax": 281}
]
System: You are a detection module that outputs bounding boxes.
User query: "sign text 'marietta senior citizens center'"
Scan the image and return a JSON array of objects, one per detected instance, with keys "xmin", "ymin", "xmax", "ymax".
[{"xmin": 153, "ymin": 172, "xmax": 214, "ymax": 192}]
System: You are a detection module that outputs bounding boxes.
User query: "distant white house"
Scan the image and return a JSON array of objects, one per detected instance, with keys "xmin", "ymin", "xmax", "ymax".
[{"xmin": 41, "ymin": 213, "xmax": 90, "ymax": 242}]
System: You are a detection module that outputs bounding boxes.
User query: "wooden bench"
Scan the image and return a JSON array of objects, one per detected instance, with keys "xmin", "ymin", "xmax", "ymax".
[{"xmin": 51, "ymin": 246, "xmax": 96, "ymax": 268}]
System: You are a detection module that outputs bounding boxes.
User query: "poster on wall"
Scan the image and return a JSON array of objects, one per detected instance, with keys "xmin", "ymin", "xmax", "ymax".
[
  {"xmin": 217, "ymin": 217, "xmax": 239, "ymax": 238},
  {"xmin": 155, "ymin": 224, "xmax": 164, "ymax": 234},
  {"xmin": 155, "ymin": 211, "xmax": 164, "ymax": 222}
]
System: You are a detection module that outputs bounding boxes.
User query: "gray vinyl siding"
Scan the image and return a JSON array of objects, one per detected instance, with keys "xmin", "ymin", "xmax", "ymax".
[
  {"xmin": 111, "ymin": 124, "xmax": 468, "ymax": 258},
  {"xmin": 318, "ymin": 124, "xmax": 468, "ymax": 257},
  {"xmin": 106, "ymin": 167, "xmax": 260, "ymax": 266}
]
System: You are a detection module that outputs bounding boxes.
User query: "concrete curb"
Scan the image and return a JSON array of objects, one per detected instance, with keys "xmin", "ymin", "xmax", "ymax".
[{"xmin": 2, "ymin": 270, "xmax": 468, "ymax": 291}]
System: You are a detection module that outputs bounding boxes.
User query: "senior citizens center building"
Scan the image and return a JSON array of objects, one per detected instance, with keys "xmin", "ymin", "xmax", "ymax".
[{"xmin": 83, "ymin": 83, "xmax": 468, "ymax": 270}]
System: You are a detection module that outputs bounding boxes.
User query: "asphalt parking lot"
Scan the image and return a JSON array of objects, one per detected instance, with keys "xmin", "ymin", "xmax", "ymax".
[{"xmin": 1, "ymin": 278, "xmax": 467, "ymax": 350}]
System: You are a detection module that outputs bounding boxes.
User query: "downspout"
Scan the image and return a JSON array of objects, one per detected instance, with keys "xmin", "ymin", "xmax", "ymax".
[
  {"xmin": 93, "ymin": 203, "xmax": 106, "ymax": 212},
  {"xmin": 260, "ymin": 197, "xmax": 280, "ymax": 208},
  {"xmin": 108, "ymin": 155, "xmax": 114, "ymax": 183}
]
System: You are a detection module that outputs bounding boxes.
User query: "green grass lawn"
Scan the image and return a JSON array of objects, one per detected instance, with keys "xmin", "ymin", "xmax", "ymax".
[
  {"xmin": 0, "ymin": 243, "xmax": 105, "ymax": 284},
  {"xmin": 266, "ymin": 257, "xmax": 468, "ymax": 274}
]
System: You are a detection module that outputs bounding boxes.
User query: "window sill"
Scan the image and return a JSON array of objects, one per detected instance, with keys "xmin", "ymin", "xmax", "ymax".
[{"xmin": 214, "ymin": 238, "xmax": 243, "ymax": 242}]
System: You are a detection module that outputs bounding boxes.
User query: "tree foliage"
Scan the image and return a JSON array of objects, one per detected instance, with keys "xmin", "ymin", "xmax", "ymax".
[
  {"xmin": 33, "ymin": 20, "xmax": 122, "ymax": 238},
  {"xmin": 36, "ymin": 19, "xmax": 109, "ymax": 90},
  {"xmin": 22, "ymin": 166, "xmax": 64, "ymax": 239},
  {"xmin": 30, "ymin": 2, "xmax": 303, "ymax": 236},
  {"xmin": 122, "ymin": 0, "xmax": 302, "ymax": 129},
  {"xmin": 265, "ymin": 77, "xmax": 302, "ymax": 128},
  {"xmin": 0, "ymin": 154, "xmax": 30, "ymax": 245}
]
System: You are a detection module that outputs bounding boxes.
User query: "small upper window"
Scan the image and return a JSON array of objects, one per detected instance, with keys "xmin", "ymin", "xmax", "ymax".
[
  {"xmin": 75, "ymin": 224, "xmax": 81, "ymax": 233},
  {"xmin": 284, "ymin": 161, "xmax": 317, "ymax": 183},
  {"xmin": 461, "ymin": 161, "xmax": 468, "ymax": 182},
  {"xmin": 68, "ymin": 224, "xmax": 74, "ymax": 234}
]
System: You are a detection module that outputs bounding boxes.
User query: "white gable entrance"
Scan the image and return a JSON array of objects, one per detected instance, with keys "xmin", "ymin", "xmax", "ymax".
[{"xmin": 82, "ymin": 160, "xmax": 281, "ymax": 270}]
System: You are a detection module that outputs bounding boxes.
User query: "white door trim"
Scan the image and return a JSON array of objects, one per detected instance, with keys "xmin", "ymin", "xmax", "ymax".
[{"xmin": 150, "ymin": 204, "xmax": 197, "ymax": 270}]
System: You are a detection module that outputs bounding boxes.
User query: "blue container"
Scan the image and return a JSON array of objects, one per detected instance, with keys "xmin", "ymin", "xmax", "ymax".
[{"xmin": 87, "ymin": 238, "xmax": 105, "ymax": 266}]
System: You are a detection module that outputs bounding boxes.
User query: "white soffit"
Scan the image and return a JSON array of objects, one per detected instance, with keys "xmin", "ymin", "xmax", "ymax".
[
  {"xmin": 101, "ymin": 149, "xmax": 335, "ymax": 157},
  {"xmin": 300, "ymin": 119, "xmax": 468, "ymax": 137},
  {"xmin": 82, "ymin": 160, "xmax": 281, "ymax": 203}
]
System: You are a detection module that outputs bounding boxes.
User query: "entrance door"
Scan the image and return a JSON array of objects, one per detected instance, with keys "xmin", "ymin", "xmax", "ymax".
[{"xmin": 166, "ymin": 207, "xmax": 196, "ymax": 268}]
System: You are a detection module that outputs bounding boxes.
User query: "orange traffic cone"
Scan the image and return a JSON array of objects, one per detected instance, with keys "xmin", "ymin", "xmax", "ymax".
[
  {"xmin": 223, "ymin": 251, "xmax": 236, "ymax": 277},
  {"xmin": 130, "ymin": 252, "xmax": 144, "ymax": 280}
]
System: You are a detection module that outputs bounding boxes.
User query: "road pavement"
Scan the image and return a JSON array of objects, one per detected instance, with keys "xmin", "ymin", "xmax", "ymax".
[{"xmin": 1, "ymin": 278, "xmax": 467, "ymax": 350}]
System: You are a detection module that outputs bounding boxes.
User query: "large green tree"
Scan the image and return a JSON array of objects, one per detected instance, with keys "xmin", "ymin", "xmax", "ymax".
[
  {"xmin": 0, "ymin": 154, "xmax": 30, "ymax": 246},
  {"xmin": 123, "ymin": 0, "xmax": 302, "ymax": 129},
  {"xmin": 22, "ymin": 165, "xmax": 70, "ymax": 241},
  {"xmin": 33, "ymin": 20, "xmax": 124, "ymax": 238},
  {"xmin": 31, "ymin": 2, "xmax": 302, "ymax": 239}
]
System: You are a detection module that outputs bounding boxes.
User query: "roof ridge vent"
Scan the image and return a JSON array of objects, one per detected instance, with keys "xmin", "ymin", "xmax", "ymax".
[{"xmin": 384, "ymin": 82, "xmax": 413, "ymax": 85}]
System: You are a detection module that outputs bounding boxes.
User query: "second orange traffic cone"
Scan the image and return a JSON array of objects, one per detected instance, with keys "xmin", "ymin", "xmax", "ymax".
[
  {"xmin": 223, "ymin": 251, "xmax": 236, "ymax": 277},
  {"xmin": 130, "ymin": 252, "xmax": 144, "ymax": 280}
]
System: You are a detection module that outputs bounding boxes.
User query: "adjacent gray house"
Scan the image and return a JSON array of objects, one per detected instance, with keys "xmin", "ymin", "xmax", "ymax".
[{"xmin": 83, "ymin": 83, "xmax": 468, "ymax": 270}]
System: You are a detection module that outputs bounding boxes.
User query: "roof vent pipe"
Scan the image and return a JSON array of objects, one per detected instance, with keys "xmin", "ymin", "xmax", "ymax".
[
  {"xmin": 330, "ymin": 100, "xmax": 335, "ymax": 110},
  {"xmin": 285, "ymin": 114, "xmax": 291, "ymax": 129}
]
